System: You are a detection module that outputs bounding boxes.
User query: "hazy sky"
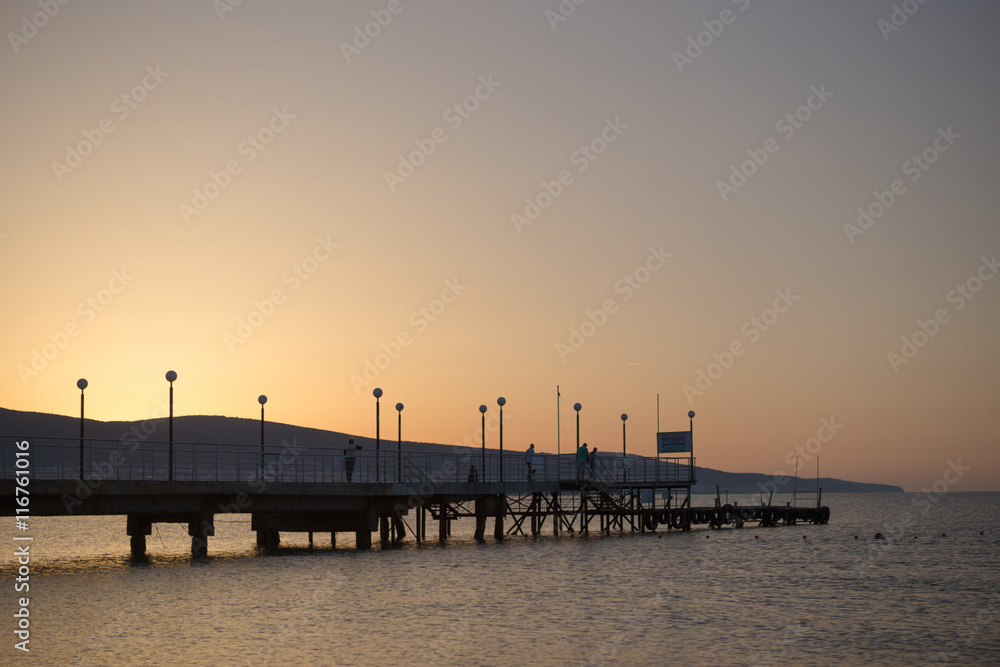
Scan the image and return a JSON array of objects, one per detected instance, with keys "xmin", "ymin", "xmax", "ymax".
[{"xmin": 3, "ymin": 1, "xmax": 998, "ymax": 491}]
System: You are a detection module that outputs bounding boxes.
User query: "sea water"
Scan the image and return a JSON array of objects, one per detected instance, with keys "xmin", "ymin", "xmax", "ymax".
[{"xmin": 2, "ymin": 492, "xmax": 998, "ymax": 666}]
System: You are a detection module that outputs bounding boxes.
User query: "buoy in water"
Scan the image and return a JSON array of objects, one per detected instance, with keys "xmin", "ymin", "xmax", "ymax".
[
  {"xmin": 802, "ymin": 535, "xmax": 806, "ymax": 539},
  {"xmin": 754, "ymin": 535, "xmax": 759, "ymax": 539},
  {"xmin": 874, "ymin": 533, "xmax": 884, "ymax": 539},
  {"xmin": 980, "ymin": 531, "xmax": 984, "ymax": 535},
  {"xmin": 941, "ymin": 533, "xmax": 946, "ymax": 537},
  {"xmin": 854, "ymin": 535, "xmax": 859, "ymax": 539}
]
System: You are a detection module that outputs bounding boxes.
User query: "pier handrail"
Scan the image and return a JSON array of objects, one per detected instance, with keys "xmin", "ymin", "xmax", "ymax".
[{"xmin": 0, "ymin": 435, "xmax": 695, "ymax": 486}]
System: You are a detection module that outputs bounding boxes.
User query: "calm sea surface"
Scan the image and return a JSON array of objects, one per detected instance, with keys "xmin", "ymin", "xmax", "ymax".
[{"xmin": 2, "ymin": 492, "xmax": 998, "ymax": 666}]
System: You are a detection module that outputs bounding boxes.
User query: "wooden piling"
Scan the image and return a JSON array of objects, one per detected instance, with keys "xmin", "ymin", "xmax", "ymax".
[
  {"xmin": 474, "ymin": 498, "xmax": 486, "ymax": 541},
  {"xmin": 438, "ymin": 502, "xmax": 448, "ymax": 543},
  {"xmin": 493, "ymin": 497, "xmax": 504, "ymax": 541}
]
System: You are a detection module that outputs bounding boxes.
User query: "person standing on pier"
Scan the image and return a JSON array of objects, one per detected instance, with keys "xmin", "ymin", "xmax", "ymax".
[
  {"xmin": 525, "ymin": 444, "xmax": 536, "ymax": 481},
  {"xmin": 576, "ymin": 442, "xmax": 589, "ymax": 482},
  {"xmin": 589, "ymin": 447, "xmax": 598, "ymax": 479},
  {"xmin": 344, "ymin": 438, "xmax": 361, "ymax": 482}
]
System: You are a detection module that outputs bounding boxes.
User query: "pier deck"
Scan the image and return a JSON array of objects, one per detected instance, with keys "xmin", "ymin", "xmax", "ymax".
[{"xmin": 1, "ymin": 435, "xmax": 829, "ymax": 556}]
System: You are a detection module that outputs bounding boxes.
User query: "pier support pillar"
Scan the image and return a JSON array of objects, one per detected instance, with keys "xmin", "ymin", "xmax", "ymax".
[
  {"xmin": 189, "ymin": 513, "xmax": 214, "ymax": 558},
  {"xmin": 392, "ymin": 514, "xmax": 405, "ymax": 542},
  {"xmin": 474, "ymin": 498, "xmax": 487, "ymax": 541},
  {"xmin": 331, "ymin": 532, "xmax": 336, "ymax": 548},
  {"xmin": 438, "ymin": 503, "xmax": 449, "ymax": 543},
  {"xmin": 531, "ymin": 494, "xmax": 542, "ymax": 536},
  {"xmin": 380, "ymin": 516, "xmax": 391, "ymax": 546},
  {"xmin": 130, "ymin": 534, "xmax": 146, "ymax": 557},
  {"xmin": 308, "ymin": 532, "xmax": 314, "ymax": 548},
  {"xmin": 126, "ymin": 515, "xmax": 152, "ymax": 558},
  {"xmin": 256, "ymin": 529, "xmax": 279, "ymax": 548},
  {"xmin": 356, "ymin": 530, "xmax": 372, "ymax": 549},
  {"xmin": 552, "ymin": 493, "xmax": 560, "ymax": 536},
  {"xmin": 493, "ymin": 496, "xmax": 505, "ymax": 541}
]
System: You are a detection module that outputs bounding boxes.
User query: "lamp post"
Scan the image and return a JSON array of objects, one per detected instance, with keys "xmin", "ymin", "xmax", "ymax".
[
  {"xmin": 166, "ymin": 370, "xmax": 176, "ymax": 481},
  {"xmin": 497, "ymin": 397, "xmax": 505, "ymax": 482},
  {"xmin": 621, "ymin": 413, "xmax": 628, "ymax": 457},
  {"xmin": 479, "ymin": 404, "xmax": 487, "ymax": 481},
  {"xmin": 396, "ymin": 402, "xmax": 404, "ymax": 483},
  {"xmin": 373, "ymin": 388, "xmax": 382, "ymax": 482},
  {"xmin": 621, "ymin": 413, "xmax": 628, "ymax": 482},
  {"xmin": 77, "ymin": 378, "xmax": 87, "ymax": 480},
  {"xmin": 258, "ymin": 395, "xmax": 267, "ymax": 477},
  {"xmin": 573, "ymin": 403, "xmax": 582, "ymax": 449}
]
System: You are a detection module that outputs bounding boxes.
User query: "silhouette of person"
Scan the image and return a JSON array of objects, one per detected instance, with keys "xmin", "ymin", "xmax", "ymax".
[
  {"xmin": 344, "ymin": 437, "xmax": 361, "ymax": 482},
  {"xmin": 525, "ymin": 444, "xmax": 536, "ymax": 481},
  {"xmin": 576, "ymin": 442, "xmax": 589, "ymax": 482}
]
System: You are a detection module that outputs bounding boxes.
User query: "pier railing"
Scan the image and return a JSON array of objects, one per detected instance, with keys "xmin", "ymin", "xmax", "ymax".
[{"xmin": 0, "ymin": 436, "xmax": 694, "ymax": 486}]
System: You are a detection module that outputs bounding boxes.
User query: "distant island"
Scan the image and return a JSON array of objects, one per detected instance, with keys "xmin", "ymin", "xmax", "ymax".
[{"xmin": 0, "ymin": 407, "xmax": 902, "ymax": 493}]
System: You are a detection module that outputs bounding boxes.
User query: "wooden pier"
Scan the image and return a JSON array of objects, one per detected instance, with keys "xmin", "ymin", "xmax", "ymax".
[{"xmin": 1, "ymin": 435, "xmax": 830, "ymax": 557}]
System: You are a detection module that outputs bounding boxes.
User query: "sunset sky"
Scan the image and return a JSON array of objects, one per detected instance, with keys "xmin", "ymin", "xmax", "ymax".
[{"xmin": 2, "ymin": 1, "xmax": 997, "ymax": 492}]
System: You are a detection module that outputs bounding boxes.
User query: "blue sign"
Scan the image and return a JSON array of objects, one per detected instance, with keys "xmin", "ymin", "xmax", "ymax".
[{"xmin": 657, "ymin": 431, "xmax": 692, "ymax": 454}]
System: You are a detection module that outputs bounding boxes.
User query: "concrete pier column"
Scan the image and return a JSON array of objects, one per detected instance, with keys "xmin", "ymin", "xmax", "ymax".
[
  {"xmin": 380, "ymin": 516, "xmax": 391, "ymax": 546},
  {"xmin": 308, "ymin": 532, "xmax": 314, "ymax": 548},
  {"xmin": 130, "ymin": 534, "xmax": 146, "ymax": 556},
  {"xmin": 189, "ymin": 513, "xmax": 214, "ymax": 558},
  {"xmin": 331, "ymin": 532, "xmax": 337, "ymax": 548},
  {"xmin": 256, "ymin": 529, "xmax": 279, "ymax": 548},
  {"xmin": 552, "ymin": 493, "xmax": 560, "ymax": 536},
  {"xmin": 356, "ymin": 529, "xmax": 372, "ymax": 549},
  {"xmin": 126, "ymin": 515, "xmax": 152, "ymax": 558},
  {"xmin": 392, "ymin": 513, "xmax": 405, "ymax": 542}
]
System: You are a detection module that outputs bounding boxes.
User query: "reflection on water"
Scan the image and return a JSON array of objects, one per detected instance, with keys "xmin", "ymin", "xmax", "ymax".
[{"xmin": 3, "ymin": 493, "xmax": 998, "ymax": 665}]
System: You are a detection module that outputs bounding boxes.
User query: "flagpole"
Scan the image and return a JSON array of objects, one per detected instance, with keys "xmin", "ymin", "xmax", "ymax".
[{"xmin": 556, "ymin": 385, "xmax": 561, "ymax": 457}]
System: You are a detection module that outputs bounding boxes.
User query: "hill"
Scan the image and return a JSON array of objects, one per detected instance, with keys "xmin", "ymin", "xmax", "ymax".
[{"xmin": 0, "ymin": 407, "xmax": 902, "ymax": 493}]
